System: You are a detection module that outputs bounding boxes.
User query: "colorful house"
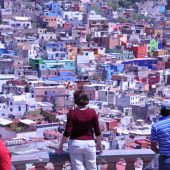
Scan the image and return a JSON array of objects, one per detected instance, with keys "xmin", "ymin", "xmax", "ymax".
[
  {"xmin": 122, "ymin": 58, "xmax": 158, "ymax": 71},
  {"xmin": 109, "ymin": 50, "xmax": 135, "ymax": 61},
  {"xmin": 150, "ymin": 39, "xmax": 158, "ymax": 56},
  {"xmin": 29, "ymin": 58, "xmax": 76, "ymax": 81},
  {"xmin": 29, "ymin": 58, "xmax": 43, "ymax": 71},
  {"xmin": 39, "ymin": 60, "xmax": 76, "ymax": 81},
  {"xmin": 97, "ymin": 63, "xmax": 124, "ymax": 81},
  {"xmin": 130, "ymin": 44, "xmax": 147, "ymax": 59}
]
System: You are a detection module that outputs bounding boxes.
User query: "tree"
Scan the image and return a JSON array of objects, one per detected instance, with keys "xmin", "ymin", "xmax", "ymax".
[
  {"xmin": 119, "ymin": 0, "xmax": 132, "ymax": 8},
  {"xmin": 133, "ymin": 13, "xmax": 143, "ymax": 21},
  {"xmin": 118, "ymin": 17, "xmax": 127, "ymax": 23},
  {"xmin": 107, "ymin": 0, "xmax": 119, "ymax": 11},
  {"xmin": 86, "ymin": 34, "xmax": 92, "ymax": 43}
]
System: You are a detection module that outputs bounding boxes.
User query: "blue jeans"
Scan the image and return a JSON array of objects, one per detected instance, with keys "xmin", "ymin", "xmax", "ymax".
[{"xmin": 159, "ymin": 155, "xmax": 170, "ymax": 170}]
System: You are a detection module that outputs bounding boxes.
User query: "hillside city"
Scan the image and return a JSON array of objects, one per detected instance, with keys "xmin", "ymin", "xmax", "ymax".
[{"xmin": 0, "ymin": 0, "xmax": 169, "ymax": 169}]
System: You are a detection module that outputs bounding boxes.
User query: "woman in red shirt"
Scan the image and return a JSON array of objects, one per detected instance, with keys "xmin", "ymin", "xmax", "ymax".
[{"xmin": 58, "ymin": 90, "xmax": 102, "ymax": 170}]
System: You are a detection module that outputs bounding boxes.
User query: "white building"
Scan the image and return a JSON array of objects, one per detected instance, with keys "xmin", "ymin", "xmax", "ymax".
[
  {"xmin": 162, "ymin": 88, "xmax": 170, "ymax": 98},
  {"xmin": 112, "ymin": 11, "xmax": 118, "ymax": 19},
  {"xmin": 36, "ymin": 102, "xmax": 53, "ymax": 111},
  {"xmin": 47, "ymin": 50, "xmax": 68, "ymax": 60},
  {"xmin": 62, "ymin": 11, "xmax": 83, "ymax": 21},
  {"xmin": 89, "ymin": 12, "xmax": 109, "ymax": 37},
  {"xmin": 116, "ymin": 94, "xmax": 141, "ymax": 108},
  {"xmin": 78, "ymin": 64, "xmax": 96, "ymax": 73},
  {"xmin": 83, "ymin": 84, "xmax": 106, "ymax": 91},
  {"xmin": 0, "ymin": 118, "xmax": 13, "ymax": 127},
  {"xmin": 25, "ymin": 93, "xmax": 36, "ymax": 112},
  {"xmin": 22, "ymin": 42, "xmax": 40, "ymax": 60},
  {"xmin": 8, "ymin": 95, "xmax": 27, "ymax": 118},
  {"xmin": 98, "ymin": 90, "xmax": 116, "ymax": 105},
  {"xmin": 8, "ymin": 93, "xmax": 36, "ymax": 118},
  {"xmin": 36, "ymin": 123, "xmax": 59, "ymax": 138},
  {"xmin": 76, "ymin": 51, "xmax": 96, "ymax": 64},
  {"xmin": 0, "ymin": 74, "xmax": 15, "ymax": 92},
  {"xmin": 12, "ymin": 16, "xmax": 32, "ymax": 29},
  {"xmin": 0, "ymin": 103, "xmax": 9, "ymax": 118}
]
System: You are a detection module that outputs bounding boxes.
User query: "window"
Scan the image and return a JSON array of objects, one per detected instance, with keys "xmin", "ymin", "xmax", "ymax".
[
  {"xmin": 10, "ymin": 102, "xmax": 12, "ymax": 106},
  {"xmin": 45, "ymin": 91, "xmax": 47, "ymax": 95},
  {"xmin": 90, "ymin": 93, "xmax": 92, "ymax": 100},
  {"xmin": 18, "ymin": 106, "xmax": 21, "ymax": 111},
  {"xmin": 2, "ymin": 113, "xmax": 5, "ymax": 116},
  {"xmin": 10, "ymin": 108, "xmax": 13, "ymax": 112}
]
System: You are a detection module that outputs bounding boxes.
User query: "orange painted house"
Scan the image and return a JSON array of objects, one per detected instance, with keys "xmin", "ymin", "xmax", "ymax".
[
  {"xmin": 130, "ymin": 44, "xmax": 147, "ymax": 58},
  {"xmin": 42, "ymin": 16, "xmax": 57, "ymax": 28}
]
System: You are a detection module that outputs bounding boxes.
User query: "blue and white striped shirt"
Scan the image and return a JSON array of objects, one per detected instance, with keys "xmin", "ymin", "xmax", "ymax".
[{"xmin": 150, "ymin": 116, "xmax": 170, "ymax": 156}]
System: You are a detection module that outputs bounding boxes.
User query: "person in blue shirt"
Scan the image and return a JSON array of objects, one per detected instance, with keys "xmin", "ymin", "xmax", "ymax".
[{"xmin": 150, "ymin": 100, "xmax": 170, "ymax": 170}]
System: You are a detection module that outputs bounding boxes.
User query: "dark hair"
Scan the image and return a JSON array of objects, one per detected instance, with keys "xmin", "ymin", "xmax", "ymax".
[
  {"xmin": 74, "ymin": 90, "xmax": 89, "ymax": 106},
  {"xmin": 160, "ymin": 108, "xmax": 170, "ymax": 117}
]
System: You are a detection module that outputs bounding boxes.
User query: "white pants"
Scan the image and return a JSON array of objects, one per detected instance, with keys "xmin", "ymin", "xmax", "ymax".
[{"xmin": 68, "ymin": 140, "xmax": 97, "ymax": 170}]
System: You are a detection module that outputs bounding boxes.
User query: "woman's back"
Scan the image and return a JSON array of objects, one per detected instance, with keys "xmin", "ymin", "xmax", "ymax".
[
  {"xmin": 58, "ymin": 90, "xmax": 101, "ymax": 170},
  {"xmin": 64, "ymin": 108, "xmax": 101, "ymax": 140}
]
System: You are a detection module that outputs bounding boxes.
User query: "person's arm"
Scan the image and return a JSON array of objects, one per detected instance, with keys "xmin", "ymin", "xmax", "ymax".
[
  {"xmin": 150, "ymin": 125, "xmax": 159, "ymax": 154},
  {"xmin": 96, "ymin": 135, "xmax": 102, "ymax": 152},
  {"xmin": 92, "ymin": 111, "xmax": 101, "ymax": 137},
  {"xmin": 151, "ymin": 141, "xmax": 159, "ymax": 154},
  {"xmin": 58, "ymin": 111, "xmax": 73, "ymax": 152},
  {"xmin": 92, "ymin": 111, "xmax": 102, "ymax": 152},
  {"xmin": 58, "ymin": 136, "xmax": 69, "ymax": 152}
]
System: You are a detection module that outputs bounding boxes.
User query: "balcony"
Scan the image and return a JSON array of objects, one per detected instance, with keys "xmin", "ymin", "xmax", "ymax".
[{"xmin": 12, "ymin": 149, "xmax": 155, "ymax": 170}]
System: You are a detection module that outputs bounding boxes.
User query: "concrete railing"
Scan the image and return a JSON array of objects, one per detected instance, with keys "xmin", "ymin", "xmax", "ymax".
[
  {"xmin": 12, "ymin": 151, "xmax": 50, "ymax": 170},
  {"xmin": 12, "ymin": 149, "xmax": 156, "ymax": 170}
]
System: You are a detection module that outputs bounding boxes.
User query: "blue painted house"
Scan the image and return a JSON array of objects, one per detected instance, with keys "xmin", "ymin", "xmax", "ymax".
[
  {"xmin": 122, "ymin": 58, "xmax": 158, "ymax": 70},
  {"xmin": 158, "ymin": 42, "xmax": 163, "ymax": 49},
  {"xmin": 44, "ymin": 41, "xmax": 66, "ymax": 51},
  {"xmin": 43, "ymin": 1, "xmax": 63, "ymax": 16},
  {"xmin": 159, "ymin": 5, "xmax": 166, "ymax": 13},
  {"xmin": 97, "ymin": 63, "xmax": 124, "ymax": 81},
  {"xmin": 39, "ymin": 59, "xmax": 76, "ymax": 81}
]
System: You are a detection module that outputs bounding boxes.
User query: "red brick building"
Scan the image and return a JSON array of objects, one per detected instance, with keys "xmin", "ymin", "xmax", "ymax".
[
  {"xmin": 131, "ymin": 44, "xmax": 147, "ymax": 58},
  {"xmin": 148, "ymin": 72, "xmax": 160, "ymax": 86}
]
